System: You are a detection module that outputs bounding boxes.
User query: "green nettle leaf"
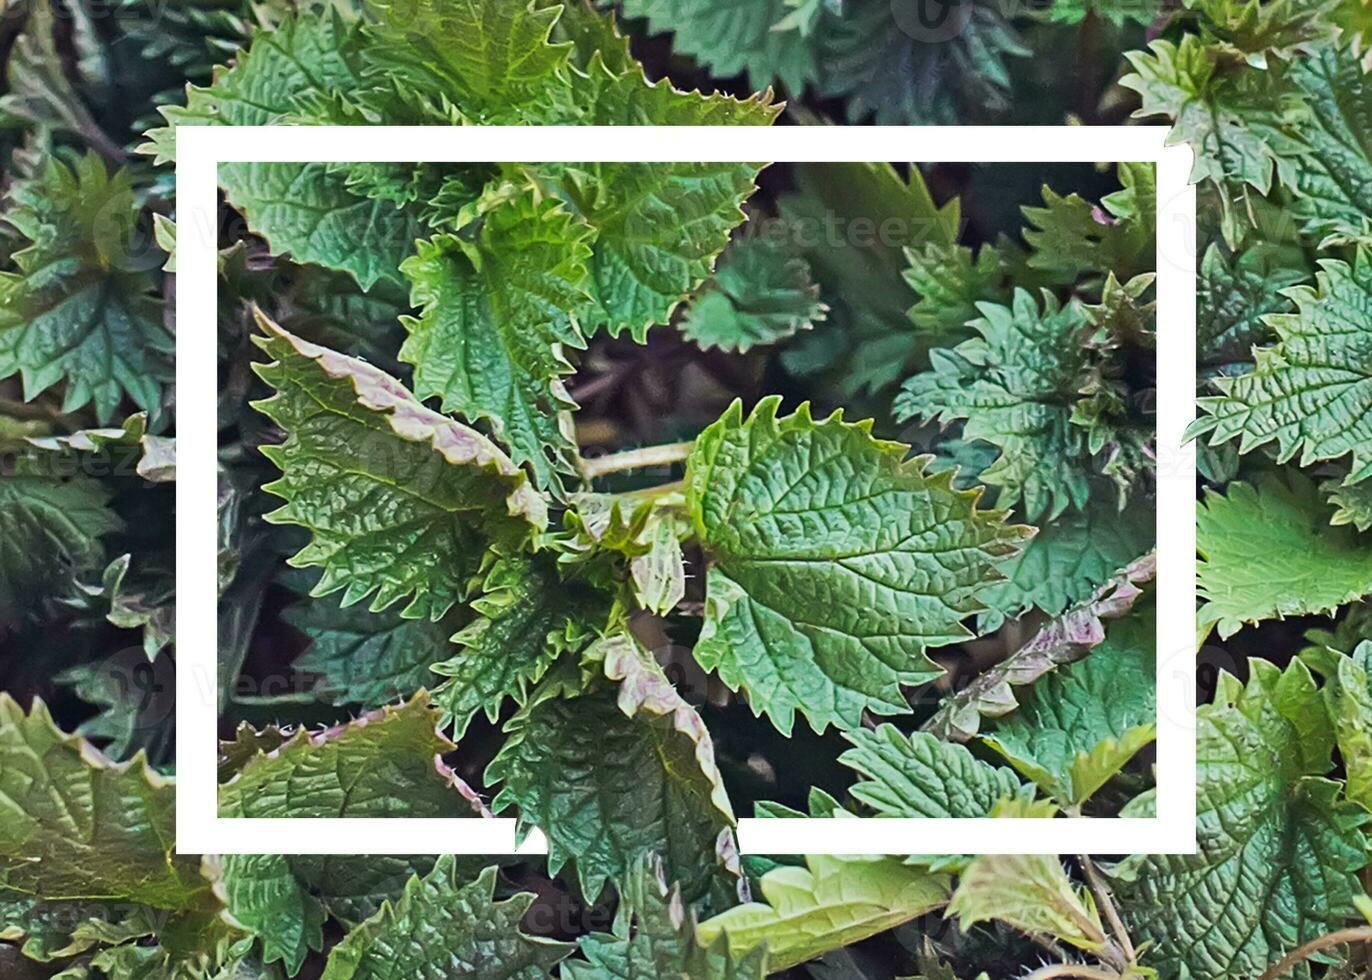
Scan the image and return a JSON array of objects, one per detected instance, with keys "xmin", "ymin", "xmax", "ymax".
[
  {"xmin": 776, "ymin": 161, "xmax": 957, "ymax": 398},
  {"xmin": 838, "ymin": 726, "xmax": 1032, "ymax": 818},
  {"xmin": 981, "ymin": 605, "xmax": 1156, "ymax": 806},
  {"xmin": 361, "ymin": 0, "xmax": 572, "ymax": 123},
  {"xmin": 1197, "ymin": 470, "xmax": 1372, "ymax": 641},
  {"xmin": 321, "ymin": 862, "xmax": 572, "ymax": 980},
  {"xmin": 696, "ymin": 855, "xmax": 951, "ymax": 973},
  {"xmin": 430, "ymin": 554, "xmax": 608, "ymax": 739},
  {"xmin": 0, "ymin": 698, "xmax": 237, "ymax": 976},
  {"xmin": 924, "ymin": 553, "xmax": 1156, "ymax": 742},
  {"xmin": 897, "ymin": 289, "xmax": 1121, "ymax": 521},
  {"xmin": 0, "ymin": 697, "xmax": 218, "ymax": 911},
  {"xmin": 1283, "ymin": 40, "xmax": 1372, "ymax": 244},
  {"xmin": 1325, "ymin": 470, "xmax": 1372, "ymax": 531},
  {"xmin": 144, "ymin": 8, "xmax": 365, "ymax": 162},
  {"xmin": 1191, "ymin": 251, "xmax": 1372, "ymax": 479},
  {"xmin": 1197, "ymin": 243, "xmax": 1303, "ymax": 375},
  {"xmin": 283, "ymin": 591, "xmax": 450, "ymax": 711},
  {"xmin": 977, "ymin": 493, "xmax": 1153, "ymax": 633},
  {"xmin": 1302, "ymin": 643, "xmax": 1372, "ymax": 809},
  {"xmin": 1185, "ymin": 0, "xmax": 1341, "ymax": 58},
  {"xmin": 558, "ymin": 491, "xmax": 690, "ymax": 614},
  {"xmin": 218, "ymin": 162, "xmax": 427, "ymax": 292},
  {"xmin": 686, "ymin": 397, "xmax": 1029, "ymax": 735},
  {"xmin": 0, "ymin": 154, "xmax": 172, "ymax": 422},
  {"xmin": 487, "ymin": 632, "xmax": 737, "ymax": 903},
  {"xmin": 816, "ymin": 0, "xmax": 1027, "ymax": 126},
  {"xmin": 564, "ymin": 859, "xmax": 767, "ymax": 980},
  {"xmin": 399, "ymin": 185, "xmax": 593, "ymax": 488},
  {"xmin": 220, "ymin": 855, "xmax": 325, "ymax": 976},
  {"xmin": 681, "ymin": 234, "xmax": 827, "ymax": 354},
  {"xmin": 1040, "ymin": 0, "xmax": 1160, "ymax": 25},
  {"xmin": 1116, "ymin": 659, "xmax": 1369, "ymax": 979},
  {"xmin": 903, "ymin": 239, "xmax": 1006, "ymax": 335},
  {"xmin": 251, "ymin": 314, "xmax": 546, "ymax": 622},
  {"xmin": 1122, "ymin": 34, "xmax": 1293, "ymax": 194},
  {"xmin": 614, "ymin": 0, "xmax": 820, "ymax": 93},
  {"xmin": 298, "ymin": 855, "xmax": 440, "ymax": 928},
  {"xmin": 546, "ymin": 151, "xmax": 775, "ymax": 342},
  {"xmin": 949, "ymin": 854, "xmax": 1106, "ymax": 953},
  {"xmin": 1021, "ymin": 162, "xmax": 1156, "ymax": 286},
  {"xmin": 218, "ymin": 694, "xmax": 487, "ymax": 819},
  {"xmin": 0, "ymin": 473, "xmax": 121, "ymax": 627}
]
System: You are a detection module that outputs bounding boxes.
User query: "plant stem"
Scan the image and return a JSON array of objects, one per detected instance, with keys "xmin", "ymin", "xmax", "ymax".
[
  {"xmin": 578, "ymin": 441, "xmax": 694, "ymax": 481},
  {"xmin": 1257, "ymin": 927, "xmax": 1372, "ymax": 980},
  {"xmin": 1078, "ymin": 854, "xmax": 1136, "ymax": 964},
  {"xmin": 1023, "ymin": 966, "xmax": 1120, "ymax": 980}
]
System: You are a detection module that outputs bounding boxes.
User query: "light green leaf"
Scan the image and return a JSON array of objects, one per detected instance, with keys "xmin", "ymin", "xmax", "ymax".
[
  {"xmin": 1038, "ymin": 0, "xmax": 1159, "ymax": 25},
  {"xmin": 1022, "ymin": 162, "xmax": 1156, "ymax": 286},
  {"xmin": 1301, "ymin": 642, "xmax": 1372, "ymax": 810},
  {"xmin": 321, "ymin": 862, "xmax": 572, "ymax": 980},
  {"xmin": 361, "ymin": 0, "xmax": 572, "ymax": 123},
  {"xmin": 431, "ymin": 555, "xmax": 609, "ymax": 739},
  {"xmin": 896, "ymin": 289, "xmax": 1134, "ymax": 521},
  {"xmin": 696, "ymin": 855, "xmax": 950, "ymax": 973},
  {"xmin": 949, "ymin": 854, "xmax": 1105, "ymax": 952},
  {"xmin": 1185, "ymin": 0, "xmax": 1342, "ymax": 58},
  {"xmin": 487, "ymin": 632, "xmax": 737, "ymax": 902},
  {"xmin": 251, "ymin": 314, "xmax": 546, "ymax": 622},
  {"xmin": 220, "ymin": 855, "xmax": 324, "ymax": 976},
  {"xmin": 1122, "ymin": 34, "xmax": 1293, "ymax": 193},
  {"xmin": 681, "ymin": 234, "xmax": 826, "ymax": 354},
  {"xmin": 982, "ymin": 604, "xmax": 1156, "ymax": 806},
  {"xmin": 686, "ymin": 396, "xmax": 1030, "ymax": 735},
  {"xmin": 903, "ymin": 240, "xmax": 1006, "ymax": 335},
  {"xmin": 218, "ymin": 694, "xmax": 487, "ymax": 819},
  {"xmin": 0, "ymin": 697, "xmax": 217, "ymax": 911},
  {"xmin": 563, "ymin": 858, "xmax": 767, "ymax": 980},
  {"xmin": 0, "ymin": 471, "xmax": 121, "ymax": 628},
  {"xmin": 1197, "ymin": 470, "xmax": 1372, "ymax": 641},
  {"xmin": 1116, "ymin": 659, "xmax": 1368, "ymax": 979},
  {"xmin": 558, "ymin": 491, "xmax": 691, "ymax": 614},
  {"xmin": 1191, "ymin": 251, "xmax": 1372, "ymax": 480},
  {"xmin": 839, "ymin": 726, "xmax": 1032, "ymax": 818},
  {"xmin": 0, "ymin": 154, "xmax": 172, "ymax": 422},
  {"xmin": 0, "ymin": 697, "xmax": 237, "ymax": 976},
  {"xmin": 1325, "ymin": 470, "xmax": 1372, "ymax": 531},
  {"xmin": 398, "ymin": 185, "xmax": 592, "ymax": 488}
]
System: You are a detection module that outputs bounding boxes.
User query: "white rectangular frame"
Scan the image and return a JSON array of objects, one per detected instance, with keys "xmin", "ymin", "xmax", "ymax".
[{"xmin": 177, "ymin": 125, "xmax": 1196, "ymax": 855}]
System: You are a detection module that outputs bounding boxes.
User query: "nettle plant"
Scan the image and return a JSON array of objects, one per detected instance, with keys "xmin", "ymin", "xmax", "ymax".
[
  {"xmin": 3, "ymin": 0, "xmax": 1372, "ymax": 977},
  {"xmin": 158, "ymin": 0, "xmax": 1159, "ymax": 964}
]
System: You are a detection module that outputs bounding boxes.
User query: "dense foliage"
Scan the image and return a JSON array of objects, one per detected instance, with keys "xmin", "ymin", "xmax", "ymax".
[{"xmin": 0, "ymin": 0, "xmax": 1370, "ymax": 977}]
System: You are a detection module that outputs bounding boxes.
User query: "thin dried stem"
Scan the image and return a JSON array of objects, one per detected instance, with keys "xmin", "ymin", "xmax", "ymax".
[
  {"xmin": 1257, "ymin": 926, "xmax": 1372, "ymax": 980},
  {"xmin": 1023, "ymin": 965, "xmax": 1121, "ymax": 980},
  {"xmin": 1077, "ymin": 854, "xmax": 1136, "ymax": 964},
  {"xmin": 578, "ymin": 441, "xmax": 694, "ymax": 480}
]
